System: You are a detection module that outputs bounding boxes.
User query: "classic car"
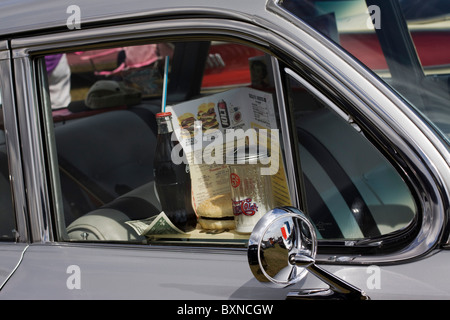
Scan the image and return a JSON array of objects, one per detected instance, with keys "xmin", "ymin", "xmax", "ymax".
[{"xmin": 0, "ymin": 0, "xmax": 448, "ymax": 301}]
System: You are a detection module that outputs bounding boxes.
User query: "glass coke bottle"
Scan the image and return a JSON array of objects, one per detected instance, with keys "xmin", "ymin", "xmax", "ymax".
[{"xmin": 153, "ymin": 112, "xmax": 197, "ymax": 232}]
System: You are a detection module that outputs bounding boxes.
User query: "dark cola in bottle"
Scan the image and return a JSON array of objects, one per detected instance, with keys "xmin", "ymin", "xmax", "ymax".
[{"xmin": 153, "ymin": 112, "xmax": 197, "ymax": 232}]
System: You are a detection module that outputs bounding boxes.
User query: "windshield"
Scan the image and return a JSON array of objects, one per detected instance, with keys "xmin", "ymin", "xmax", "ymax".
[{"xmin": 278, "ymin": 0, "xmax": 450, "ymax": 149}]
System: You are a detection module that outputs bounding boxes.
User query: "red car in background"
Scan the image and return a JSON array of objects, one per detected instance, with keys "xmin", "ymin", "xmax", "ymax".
[
  {"xmin": 66, "ymin": 43, "xmax": 266, "ymax": 93},
  {"xmin": 66, "ymin": 25, "xmax": 450, "ymax": 95}
]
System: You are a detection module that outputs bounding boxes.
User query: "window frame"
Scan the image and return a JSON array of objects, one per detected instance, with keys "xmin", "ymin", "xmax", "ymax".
[
  {"xmin": 275, "ymin": 54, "xmax": 445, "ymax": 263},
  {"xmin": 10, "ymin": 15, "xmax": 447, "ymax": 265},
  {"xmin": 15, "ymin": 19, "xmax": 297, "ymax": 247},
  {"xmin": 43, "ymin": 40, "xmax": 295, "ymax": 247},
  {"xmin": 0, "ymin": 41, "xmax": 28, "ymax": 243}
]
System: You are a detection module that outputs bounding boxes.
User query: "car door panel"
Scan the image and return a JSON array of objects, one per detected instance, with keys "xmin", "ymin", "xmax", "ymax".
[
  {"xmin": 1, "ymin": 244, "xmax": 293, "ymax": 299},
  {"xmin": 321, "ymin": 251, "xmax": 450, "ymax": 300},
  {"xmin": 0, "ymin": 244, "xmax": 27, "ymax": 292}
]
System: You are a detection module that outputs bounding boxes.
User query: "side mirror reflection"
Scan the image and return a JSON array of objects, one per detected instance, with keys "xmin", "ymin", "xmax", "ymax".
[
  {"xmin": 247, "ymin": 207, "xmax": 316, "ymax": 288},
  {"xmin": 248, "ymin": 207, "xmax": 370, "ymax": 300}
]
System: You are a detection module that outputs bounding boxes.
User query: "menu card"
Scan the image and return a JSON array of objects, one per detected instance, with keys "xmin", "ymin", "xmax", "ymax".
[{"xmin": 167, "ymin": 87, "xmax": 292, "ymax": 213}]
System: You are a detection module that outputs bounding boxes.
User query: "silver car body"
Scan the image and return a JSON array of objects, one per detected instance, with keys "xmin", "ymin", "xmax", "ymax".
[{"xmin": 0, "ymin": 0, "xmax": 449, "ymax": 299}]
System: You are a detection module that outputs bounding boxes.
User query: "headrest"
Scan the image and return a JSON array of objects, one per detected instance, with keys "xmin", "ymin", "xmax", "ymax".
[{"xmin": 85, "ymin": 80, "xmax": 142, "ymax": 109}]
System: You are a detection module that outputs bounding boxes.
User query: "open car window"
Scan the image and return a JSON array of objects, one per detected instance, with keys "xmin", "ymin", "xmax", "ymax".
[{"xmin": 42, "ymin": 40, "xmax": 293, "ymax": 246}]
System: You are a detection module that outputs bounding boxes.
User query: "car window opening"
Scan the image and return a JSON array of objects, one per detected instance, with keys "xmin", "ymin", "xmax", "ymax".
[
  {"xmin": 45, "ymin": 40, "xmax": 293, "ymax": 247},
  {"xmin": 41, "ymin": 38, "xmax": 418, "ymax": 250}
]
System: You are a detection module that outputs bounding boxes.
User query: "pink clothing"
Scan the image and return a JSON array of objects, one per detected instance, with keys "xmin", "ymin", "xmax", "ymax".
[
  {"xmin": 124, "ymin": 44, "xmax": 159, "ymax": 69},
  {"xmin": 95, "ymin": 44, "xmax": 173, "ymax": 76}
]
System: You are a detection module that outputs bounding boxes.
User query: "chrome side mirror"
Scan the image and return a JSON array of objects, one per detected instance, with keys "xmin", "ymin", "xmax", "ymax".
[{"xmin": 248, "ymin": 207, "xmax": 369, "ymax": 300}]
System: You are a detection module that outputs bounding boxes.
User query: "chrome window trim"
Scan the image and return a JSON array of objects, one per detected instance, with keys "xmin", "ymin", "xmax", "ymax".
[
  {"xmin": 10, "ymin": 18, "xmax": 268, "ymax": 54},
  {"xmin": 284, "ymin": 67, "xmax": 444, "ymax": 264},
  {"xmin": 13, "ymin": 57, "xmax": 52, "ymax": 243},
  {"xmin": 0, "ymin": 41, "xmax": 8, "ymax": 51},
  {"xmin": 11, "ymin": 15, "xmax": 449, "ymax": 263},
  {"xmin": 285, "ymin": 68, "xmax": 352, "ymax": 122},
  {"xmin": 271, "ymin": 57, "xmax": 301, "ymax": 208},
  {"xmin": 0, "ymin": 41, "xmax": 29, "ymax": 242},
  {"xmin": 38, "ymin": 59, "xmax": 68, "ymax": 241},
  {"xmin": 10, "ymin": 18, "xmax": 274, "ymax": 245}
]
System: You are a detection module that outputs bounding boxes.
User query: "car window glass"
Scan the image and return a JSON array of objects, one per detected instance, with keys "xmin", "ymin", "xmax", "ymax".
[
  {"xmin": 42, "ymin": 40, "xmax": 292, "ymax": 246},
  {"xmin": 0, "ymin": 91, "xmax": 17, "ymax": 241},
  {"xmin": 286, "ymin": 73, "xmax": 417, "ymax": 240},
  {"xmin": 279, "ymin": 0, "xmax": 450, "ymax": 149}
]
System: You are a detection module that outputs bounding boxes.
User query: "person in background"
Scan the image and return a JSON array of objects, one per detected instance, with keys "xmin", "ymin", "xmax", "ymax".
[{"xmin": 45, "ymin": 54, "xmax": 71, "ymax": 109}]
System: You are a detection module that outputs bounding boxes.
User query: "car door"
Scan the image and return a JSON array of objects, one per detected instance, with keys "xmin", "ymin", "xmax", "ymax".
[
  {"xmin": 1, "ymin": 2, "xmax": 449, "ymax": 300},
  {"xmin": 0, "ymin": 16, "xmax": 304, "ymax": 300}
]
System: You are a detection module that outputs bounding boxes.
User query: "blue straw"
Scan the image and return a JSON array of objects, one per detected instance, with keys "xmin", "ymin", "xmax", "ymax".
[{"xmin": 162, "ymin": 56, "xmax": 169, "ymax": 112}]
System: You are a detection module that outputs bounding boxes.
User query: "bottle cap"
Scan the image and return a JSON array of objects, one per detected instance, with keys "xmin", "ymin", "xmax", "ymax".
[{"xmin": 156, "ymin": 112, "xmax": 172, "ymax": 118}]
